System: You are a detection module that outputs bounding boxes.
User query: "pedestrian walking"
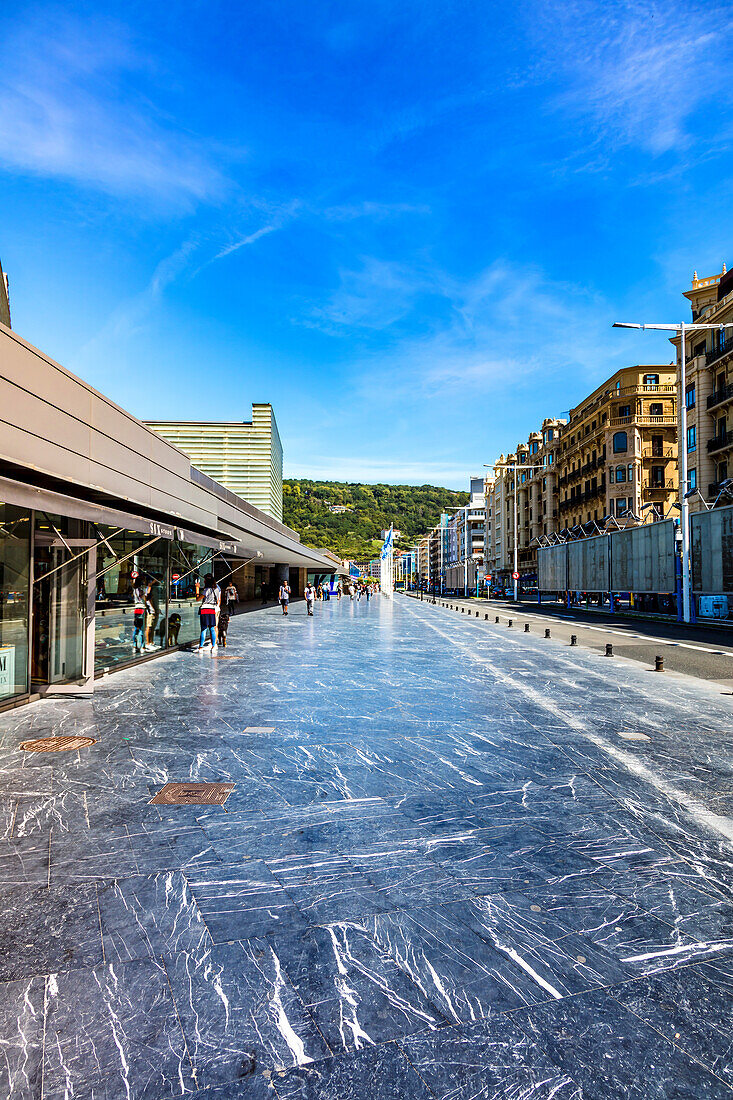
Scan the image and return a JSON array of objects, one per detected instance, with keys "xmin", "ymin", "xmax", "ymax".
[
  {"xmin": 132, "ymin": 578, "xmax": 148, "ymax": 654},
  {"xmin": 279, "ymin": 580, "xmax": 291, "ymax": 615},
  {"xmin": 323, "ymin": 580, "xmax": 330, "ymax": 601},
  {"xmin": 305, "ymin": 582, "xmax": 316, "ymax": 615},
  {"xmin": 336, "ymin": 582, "xmax": 342, "ymax": 601},
  {"xmin": 198, "ymin": 573, "xmax": 220, "ymax": 653},
  {"xmin": 225, "ymin": 580, "xmax": 238, "ymax": 612},
  {"xmin": 261, "ymin": 579, "xmax": 269, "ymax": 605},
  {"xmin": 144, "ymin": 575, "xmax": 161, "ymax": 651},
  {"xmin": 349, "ymin": 584, "xmax": 355, "ymax": 600},
  {"xmin": 365, "ymin": 585, "xmax": 371, "ymax": 602}
]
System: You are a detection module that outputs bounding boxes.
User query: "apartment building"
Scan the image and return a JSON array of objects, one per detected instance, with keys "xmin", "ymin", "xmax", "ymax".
[
  {"xmin": 485, "ymin": 417, "xmax": 565, "ymax": 587},
  {"xmin": 146, "ymin": 404, "xmax": 284, "ymax": 521},
  {"xmin": 444, "ymin": 478, "xmax": 486, "ymax": 592},
  {"xmin": 417, "ymin": 535, "xmax": 430, "ymax": 587},
  {"xmin": 674, "ymin": 264, "xmax": 733, "ymax": 511},
  {"xmin": 558, "ymin": 366, "xmax": 677, "ymax": 529}
]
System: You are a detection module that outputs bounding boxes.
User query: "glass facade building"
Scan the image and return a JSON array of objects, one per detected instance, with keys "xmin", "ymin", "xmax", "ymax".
[{"xmin": 0, "ymin": 504, "xmax": 220, "ymax": 705}]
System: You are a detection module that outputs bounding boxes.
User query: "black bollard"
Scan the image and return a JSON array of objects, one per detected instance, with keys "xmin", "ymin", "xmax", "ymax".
[
  {"xmin": 485, "ymin": 614, "xmax": 489, "ymax": 620},
  {"xmin": 524, "ymin": 623, "xmax": 530, "ymax": 632},
  {"xmin": 544, "ymin": 628, "xmax": 551, "ymax": 638},
  {"xmin": 508, "ymin": 619, "xmax": 513, "ymax": 627},
  {"xmin": 655, "ymin": 655, "xmax": 665, "ymax": 672},
  {"xmin": 605, "ymin": 643, "xmax": 614, "ymax": 657},
  {"xmin": 476, "ymin": 611, "xmax": 479, "ymax": 618},
  {"xmin": 570, "ymin": 634, "xmax": 578, "ymax": 646},
  {"xmin": 495, "ymin": 616, "xmax": 500, "ymax": 623}
]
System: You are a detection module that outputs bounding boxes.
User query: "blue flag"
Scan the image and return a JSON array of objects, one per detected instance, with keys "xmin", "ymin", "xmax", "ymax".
[{"xmin": 380, "ymin": 525, "xmax": 394, "ymax": 561}]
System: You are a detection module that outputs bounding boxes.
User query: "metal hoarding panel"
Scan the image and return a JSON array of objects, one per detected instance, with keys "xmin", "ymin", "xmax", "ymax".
[
  {"xmin": 538, "ymin": 544, "xmax": 567, "ymax": 591},
  {"xmin": 610, "ymin": 521, "xmax": 676, "ymax": 593},
  {"xmin": 567, "ymin": 535, "xmax": 609, "ymax": 592},
  {"xmin": 691, "ymin": 506, "xmax": 733, "ymax": 593}
]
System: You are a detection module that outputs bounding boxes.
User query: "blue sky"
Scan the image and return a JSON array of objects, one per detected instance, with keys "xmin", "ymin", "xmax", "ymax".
[{"xmin": 2, "ymin": 0, "xmax": 732, "ymax": 488}]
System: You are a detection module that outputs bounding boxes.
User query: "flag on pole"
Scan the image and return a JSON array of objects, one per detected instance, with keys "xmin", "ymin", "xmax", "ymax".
[{"xmin": 380, "ymin": 525, "xmax": 394, "ymax": 561}]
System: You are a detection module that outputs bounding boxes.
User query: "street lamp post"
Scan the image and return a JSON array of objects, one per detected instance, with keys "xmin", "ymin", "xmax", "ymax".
[
  {"xmin": 485, "ymin": 460, "xmax": 545, "ymax": 602},
  {"xmin": 613, "ymin": 320, "xmax": 733, "ymax": 623}
]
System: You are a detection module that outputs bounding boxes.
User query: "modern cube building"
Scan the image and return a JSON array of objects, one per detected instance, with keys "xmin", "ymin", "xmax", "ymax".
[{"xmin": 145, "ymin": 405, "xmax": 284, "ymax": 521}]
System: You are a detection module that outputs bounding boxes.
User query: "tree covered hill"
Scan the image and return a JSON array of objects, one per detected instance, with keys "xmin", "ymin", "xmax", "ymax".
[{"xmin": 283, "ymin": 479, "xmax": 470, "ymax": 560}]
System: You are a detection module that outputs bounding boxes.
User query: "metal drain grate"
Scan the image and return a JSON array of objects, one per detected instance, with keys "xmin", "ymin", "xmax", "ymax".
[
  {"xmin": 617, "ymin": 732, "xmax": 651, "ymax": 741},
  {"xmin": 243, "ymin": 726, "xmax": 275, "ymax": 733},
  {"xmin": 19, "ymin": 736, "xmax": 97, "ymax": 752},
  {"xmin": 149, "ymin": 781, "xmax": 235, "ymax": 805}
]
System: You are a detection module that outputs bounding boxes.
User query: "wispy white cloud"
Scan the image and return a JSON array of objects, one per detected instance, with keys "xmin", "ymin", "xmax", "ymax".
[
  {"xmin": 323, "ymin": 201, "xmax": 431, "ymax": 221},
  {"xmin": 531, "ymin": 0, "xmax": 733, "ymax": 160},
  {"xmin": 301, "ymin": 255, "xmax": 625, "ymax": 405},
  {"xmin": 78, "ymin": 238, "xmax": 198, "ymax": 364},
  {"xmin": 304, "ymin": 257, "xmax": 441, "ymax": 332},
  {"xmin": 0, "ymin": 13, "xmax": 225, "ymax": 206}
]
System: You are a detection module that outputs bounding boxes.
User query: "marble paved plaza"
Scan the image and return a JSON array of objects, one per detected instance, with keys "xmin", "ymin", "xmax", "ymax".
[{"xmin": 1, "ymin": 594, "xmax": 733, "ymax": 1099}]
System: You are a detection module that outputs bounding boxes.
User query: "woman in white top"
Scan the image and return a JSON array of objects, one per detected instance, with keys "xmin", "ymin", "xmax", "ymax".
[{"xmin": 198, "ymin": 573, "xmax": 220, "ymax": 652}]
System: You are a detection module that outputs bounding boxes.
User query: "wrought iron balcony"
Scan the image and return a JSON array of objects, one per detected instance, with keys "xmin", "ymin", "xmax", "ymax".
[
  {"xmin": 707, "ymin": 430, "xmax": 733, "ymax": 454},
  {"xmin": 706, "ymin": 337, "xmax": 733, "ymax": 367},
  {"xmin": 707, "ymin": 382, "xmax": 733, "ymax": 410},
  {"xmin": 643, "ymin": 480, "xmax": 676, "ymax": 494}
]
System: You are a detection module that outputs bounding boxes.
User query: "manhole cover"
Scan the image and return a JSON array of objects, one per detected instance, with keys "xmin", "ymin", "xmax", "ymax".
[
  {"xmin": 19, "ymin": 736, "xmax": 97, "ymax": 752},
  {"xmin": 244, "ymin": 726, "xmax": 275, "ymax": 733},
  {"xmin": 618, "ymin": 732, "xmax": 651, "ymax": 741},
  {"xmin": 149, "ymin": 782, "xmax": 235, "ymax": 806}
]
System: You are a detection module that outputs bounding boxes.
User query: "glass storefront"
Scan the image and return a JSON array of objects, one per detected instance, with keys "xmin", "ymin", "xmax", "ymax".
[
  {"xmin": 168, "ymin": 540, "xmax": 218, "ymax": 648},
  {"xmin": 32, "ymin": 513, "xmax": 93, "ymax": 689},
  {"xmin": 0, "ymin": 500, "xmax": 229, "ymax": 702},
  {"xmin": 0, "ymin": 505, "xmax": 31, "ymax": 701},
  {"xmin": 95, "ymin": 528, "xmax": 170, "ymax": 672},
  {"xmin": 94, "ymin": 530, "xmax": 216, "ymax": 672}
]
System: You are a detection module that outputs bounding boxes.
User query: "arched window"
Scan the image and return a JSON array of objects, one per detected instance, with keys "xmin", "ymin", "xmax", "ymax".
[{"xmin": 613, "ymin": 431, "xmax": 627, "ymax": 453}]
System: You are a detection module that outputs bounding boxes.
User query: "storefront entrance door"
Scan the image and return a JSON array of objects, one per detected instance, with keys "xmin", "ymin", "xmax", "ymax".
[{"xmin": 32, "ymin": 538, "xmax": 96, "ymax": 693}]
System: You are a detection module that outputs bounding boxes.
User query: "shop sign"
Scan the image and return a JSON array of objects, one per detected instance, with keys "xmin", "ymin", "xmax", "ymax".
[
  {"xmin": 148, "ymin": 521, "xmax": 174, "ymax": 539},
  {"xmin": 0, "ymin": 646, "xmax": 15, "ymax": 698}
]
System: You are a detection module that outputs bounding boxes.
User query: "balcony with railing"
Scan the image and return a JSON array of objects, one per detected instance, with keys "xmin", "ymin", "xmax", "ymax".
[
  {"xmin": 706, "ymin": 337, "xmax": 733, "ymax": 367},
  {"xmin": 641, "ymin": 445, "xmax": 675, "ymax": 459},
  {"xmin": 642, "ymin": 480, "xmax": 676, "ymax": 495},
  {"xmin": 617, "ymin": 384, "xmax": 676, "ymax": 397},
  {"xmin": 707, "ymin": 430, "xmax": 733, "ymax": 454},
  {"xmin": 609, "ymin": 415, "xmax": 676, "ymax": 428},
  {"xmin": 707, "ymin": 382, "xmax": 733, "ymax": 411}
]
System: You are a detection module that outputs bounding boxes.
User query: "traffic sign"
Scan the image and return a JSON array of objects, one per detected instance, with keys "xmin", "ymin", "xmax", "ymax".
[
  {"xmin": 172, "ymin": 574, "xmax": 180, "ymax": 581},
  {"xmin": 511, "ymin": 571, "xmax": 519, "ymax": 580}
]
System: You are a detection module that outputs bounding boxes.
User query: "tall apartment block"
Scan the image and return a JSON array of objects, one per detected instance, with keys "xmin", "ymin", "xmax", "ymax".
[
  {"xmin": 485, "ymin": 417, "xmax": 565, "ymax": 586},
  {"xmin": 145, "ymin": 404, "xmax": 284, "ymax": 521},
  {"xmin": 558, "ymin": 366, "xmax": 677, "ymax": 530},
  {"xmin": 674, "ymin": 264, "xmax": 733, "ymax": 510}
]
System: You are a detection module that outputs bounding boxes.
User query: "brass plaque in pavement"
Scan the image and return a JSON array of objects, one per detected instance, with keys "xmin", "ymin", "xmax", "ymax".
[
  {"xmin": 19, "ymin": 736, "xmax": 97, "ymax": 752},
  {"xmin": 211, "ymin": 654, "xmax": 242, "ymax": 659},
  {"xmin": 149, "ymin": 781, "xmax": 235, "ymax": 806}
]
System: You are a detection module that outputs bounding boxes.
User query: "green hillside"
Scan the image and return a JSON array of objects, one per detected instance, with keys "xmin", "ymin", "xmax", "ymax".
[{"xmin": 283, "ymin": 479, "xmax": 470, "ymax": 560}]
